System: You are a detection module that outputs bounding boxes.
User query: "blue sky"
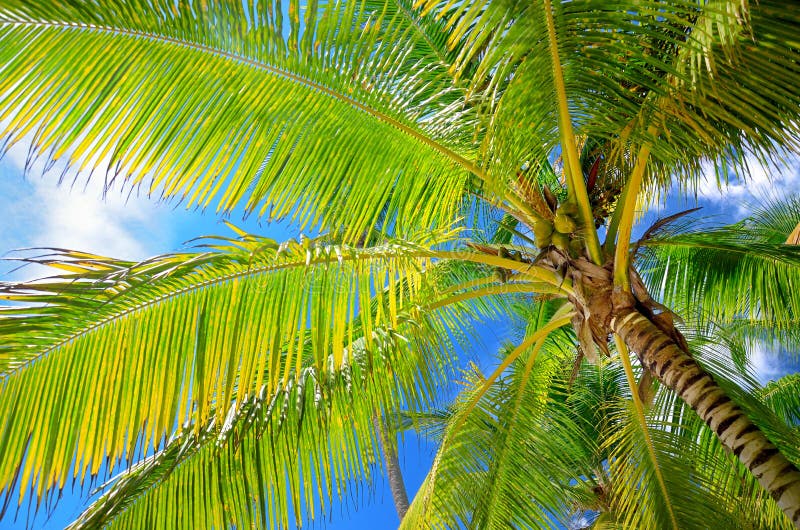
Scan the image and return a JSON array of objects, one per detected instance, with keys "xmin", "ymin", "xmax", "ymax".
[{"xmin": 1, "ymin": 142, "xmax": 799, "ymax": 528}]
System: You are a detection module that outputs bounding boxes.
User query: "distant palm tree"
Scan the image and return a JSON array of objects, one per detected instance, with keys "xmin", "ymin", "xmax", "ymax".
[{"xmin": 0, "ymin": 0, "xmax": 799, "ymax": 528}]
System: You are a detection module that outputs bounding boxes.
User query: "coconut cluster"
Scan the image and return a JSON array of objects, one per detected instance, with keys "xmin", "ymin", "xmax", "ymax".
[{"xmin": 533, "ymin": 200, "xmax": 583, "ymax": 256}]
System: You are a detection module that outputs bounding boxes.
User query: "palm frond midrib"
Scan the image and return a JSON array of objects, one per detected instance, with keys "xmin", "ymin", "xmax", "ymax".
[
  {"xmin": 0, "ymin": 16, "xmax": 481, "ymax": 175},
  {"xmin": 0, "ymin": 244, "xmax": 425, "ymax": 380}
]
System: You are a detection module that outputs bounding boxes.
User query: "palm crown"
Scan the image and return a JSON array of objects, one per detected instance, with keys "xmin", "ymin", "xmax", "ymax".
[{"xmin": 1, "ymin": 0, "xmax": 799, "ymax": 528}]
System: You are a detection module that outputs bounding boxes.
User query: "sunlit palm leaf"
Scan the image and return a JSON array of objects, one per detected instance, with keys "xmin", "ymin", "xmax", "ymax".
[
  {"xmin": 600, "ymin": 329, "xmax": 798, "ymax": 529},
  {"xmin": 416, "ymin": 0, "xmax": 800, "ymax": 195},
  {"xmin": 0, "ymin": 0, "xmax": 481, "ymax": 241},
  {"xmin": 67, "ymin": 321, "xmax": 446, "ymax": 529},
  {"xmin": 609, "ymin": 340, "xmax": 800, "ymax": 530},
  {"xmin": 401, "ymin": 310, "xmax": 595, "ymax": 529},
  {"xmin": 0, "ymin": 227, "xmax": 461, "ymax": 507},
  {"xmin": 638, "ymin": 201, "xmax": 800, "ymax": 331}
]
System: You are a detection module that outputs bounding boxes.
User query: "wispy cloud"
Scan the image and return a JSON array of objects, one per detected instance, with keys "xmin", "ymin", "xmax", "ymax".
[
  {"xmin": 696, "ymin": 154, "xmax": 800, "ymax": 212},
  {"xmin": 749, "ymin": 341, "xmax": 800, "ymax": 386},
  {"xmin": 1, "ymin": 142, "xmax": 171, "ymax": 278}
]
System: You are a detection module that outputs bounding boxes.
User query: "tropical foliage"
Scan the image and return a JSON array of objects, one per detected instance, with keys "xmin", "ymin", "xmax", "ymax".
[{"xmin": 1, "ymin": 0, "xmax": 799, "ymax": 528}]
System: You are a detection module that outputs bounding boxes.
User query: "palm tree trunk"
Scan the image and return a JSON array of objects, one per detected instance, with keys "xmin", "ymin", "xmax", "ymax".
[
  {"xmin": 612, "ymin": 306, "xmax": 800, "ymax": 527},
  {"xmin": 375, "ymin": 416, "xmax": 410, "ymax": 520}
]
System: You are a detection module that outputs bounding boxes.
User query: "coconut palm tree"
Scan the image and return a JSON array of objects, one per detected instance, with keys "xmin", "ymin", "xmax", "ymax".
[
  {"xmin": 0, "ymin": 0, "xmax": 799, "ymax": 528},
  {"xmin": 399, "ymin": 316, "xmax": 800, "ymax": 529},
  {"xmin": 400, "ymin": 210, "xmax": 800, "ymax": 528}
]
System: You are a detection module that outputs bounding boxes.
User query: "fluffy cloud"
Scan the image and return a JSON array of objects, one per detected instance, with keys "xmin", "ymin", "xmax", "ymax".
[
  {"xmin": 1, "ymin": 142, "xmax": 171, "ymax": 279},
  {"xmin": 28, "ymin": 177, "xmax": 165, "ymax": 259},
  {"xmin": 696, "ymin": 154, "xmax": 800, "ymax": 211}
]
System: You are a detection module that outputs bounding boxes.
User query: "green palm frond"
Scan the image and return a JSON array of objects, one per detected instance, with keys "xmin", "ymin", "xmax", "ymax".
[
  {"xmin": 602, "ymin": 395, "xmax": 773, "ymax": 529},
  {"xmin": 401, "ymin": 310, "xmax": 595, "ymax": 529},
  {"xmin": 0, "ymin": 0, "xmax": 483, "ymax": 241},
  {"xmin": 725, "ymin": 320, "xmax": 800, "ymax": 365},
  {"xmin": 417, "ymin": 0, "xmax": 800, "ymax": 196},
  {"xmin": 0, "ymin": 227, "xmax": 470, "ymax": 507},
  {"xmin": 67, "ymin": 323, "xmax": 438, "ymax": 530},
  {"xmin": 601, "ymin": 331, "xmax": 799, "ymax": 529},
  {"xmin": 402, "ymin": 326, "xmax": 799, "ymax": 529},
  {"xmin": 611, "ymin": 354, "xmax": 800, "ymax": 530},
  {"xmin": 746, "ymin": 194, "xmax": 800, "ymax": 244},
  {"xmin": 638, "ymin": 203, "xmax": 800, "ymax": 331},
  {"xmin": 761, "ymin": 374, "xmax": 800, "ymax": 427}
]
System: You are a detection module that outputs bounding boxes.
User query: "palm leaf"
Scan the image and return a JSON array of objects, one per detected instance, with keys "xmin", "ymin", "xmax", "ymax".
[
  {"xmin": 601, "ymin": 328, "xmax": 799, "ymax": 529},
  {"xmin": 0, "ymin": 0, "xmax": 481, "ymax": 241},
  {"xmin": 416, "ymin": 0, "xmax": 800, "ymax": 197},
  {"xmin": 0, "ymin": 227, "xmax": 461, "ymax": 507},
  {"xmin": 602, "ymin": 395, "xmax": 768, "ymax": 529},
  {"xmin": 621, "ymin": 347, "xmax": 800, "ymax": 530},
  {"xmin": 401, "ymin": 308, "xmax": 592, "ymax": 529},
  {"xmin": 66, "ymin": 322, "xmax": 444, "ymax": 529},
  {"xmin": 638, "ymin": 200, "xmax": 800, "ymax": 331}
]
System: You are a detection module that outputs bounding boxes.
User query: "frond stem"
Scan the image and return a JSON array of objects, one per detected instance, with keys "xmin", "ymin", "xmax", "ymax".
[
  {"xmin": 480, "ymin": 311, "xmax": 550, "ymax": 523},
  {"xmin": 447, "ymin": 306, "xmax": 573, "ymax": 438},
  {"xmin": 612, "ymin": 126, "xmax": 657, "ymax": 289},
  {"xmin": 541, "ymin": 0, "xmax": 602, "ymax": 264},
  {"xmin": 427, "ymin": 282, "xmax": 565, "ymax": 312}
]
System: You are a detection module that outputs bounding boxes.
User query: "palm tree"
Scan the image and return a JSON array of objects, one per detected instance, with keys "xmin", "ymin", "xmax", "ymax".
[
  {"xmin": 401, "ymin": 226, "xmax": 800, "ymax": 528},
  {"xmin": 400, "ymin": 338, "xmax": 800, "ymax": 529},
  {"xmin": 0, "ymin": 0, "xmax": 799, "ymax": 527}
]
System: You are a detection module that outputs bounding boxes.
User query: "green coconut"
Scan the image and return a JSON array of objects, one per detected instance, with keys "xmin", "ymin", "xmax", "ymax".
[
  {"xmin": 569, "ymin": 238, "xmax": 584, "ymax": 257},
  {"xmin": 554, "ymin": 213, "xmax": 577, "ymax": 234},
  {"xmin": 557, "ymin": 200, "xmax": 578, "ymax": 216},
  {"xmin": 552, "ymin": 231, "xmax": 570, "ymax": 250}
]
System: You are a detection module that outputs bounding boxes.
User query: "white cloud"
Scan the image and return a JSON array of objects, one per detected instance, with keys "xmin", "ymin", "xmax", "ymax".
[
  {"xmin": 1, "ymin": 141, "xmax": 170, "ymax": 274},
  {"xmin": 696, "ymin": 154, "xmax": 800, "ymax": 212},
  {"xmin": 30, "ymin": 177, "xmax": 164, "ymax": 259},
  {"xmin": 749, "ymin": 341, "xmax": 793, "ymax": 386}
]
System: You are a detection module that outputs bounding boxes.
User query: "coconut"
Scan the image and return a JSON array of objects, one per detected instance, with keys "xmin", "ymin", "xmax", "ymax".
[
  {"xmin": 552, "ymin": 232, "xmax": 570, "ymax": 250},
  {"xmin": 557, "ymin": 200, "xmax": 578, "ymax": 216},
  {"xmin": 554, "ymin": 213, "xmax": 577, "ymax": 234}
]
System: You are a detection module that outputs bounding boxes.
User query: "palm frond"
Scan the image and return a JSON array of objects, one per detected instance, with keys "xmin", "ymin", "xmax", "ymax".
[
  {"xmin": 0, "ymin": 227, "xmax": 463, "ymax": 507},
  {"xmin": 402, "ymin": 309, "xmax": 594, "ymax": 529},
  {"xmin": 602, "ymin": 394, "xmax": 779, "ymax": 529},
  {"xmin": 761, "ymin": 374, "xmax": 800, "ymax": 427},
  {"xmin": 416, "ymin": 0, "xmax": 800, "ymax": 198},
  {"xmin": 0, "ymin": 0, "xmax": 480, "ymax": 241},
  {"xmin": 613, "ymin": 343, "xmax": 800, "ymax": 530},
  {"xmin": 600, "ymin": 330, "xmax": 797, "ymax": 529},
  {"xmin": 66, "ymin": 321, "xmax": 441, "ymax": 529},
  {"xmin": 638, "ymin": 200, "xmax": 800, "ymax": 331}
]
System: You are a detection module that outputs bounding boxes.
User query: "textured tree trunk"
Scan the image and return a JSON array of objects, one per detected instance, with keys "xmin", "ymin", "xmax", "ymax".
[
  {"xmin": 612, "ymin": 306, "xmax": 800, "ymax": 527},
  {"xmin": 375, "ymin": 417, "xmax": 410, "ymax": 520}
]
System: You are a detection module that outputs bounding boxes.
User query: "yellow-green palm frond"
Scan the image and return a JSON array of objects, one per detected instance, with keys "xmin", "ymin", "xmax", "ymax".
[
  {"xmin": 401, "ymin": 307, "xmax": 595, "ymax": 529},
  {"xmin": 401, "ymin": 307, "xmax": 800, "ymax": 529},
  {"xmin": 0, "ymin": 0, "xmax": 482, "ymax": 242},
  {"xmin": 637, "ymin": 198, "xmax": 800, "ymax": 333},
  {"xmin": 66, "ymin": 322, "xmax": 443, "ymax": 530},
  {"xmin": 761, "ymin": 374, "xmax": 800, "ymax": 427},
  {"xmin": 603, "ymin": 397, "xmax": 741, "ymax": 529},
  {"xmin": 0, "ymin": 226, "xmax": 470, "ymax": 509},
  {"xmin": 415, "ymin": 0, "xmax": 800, "ymax": 197}
]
